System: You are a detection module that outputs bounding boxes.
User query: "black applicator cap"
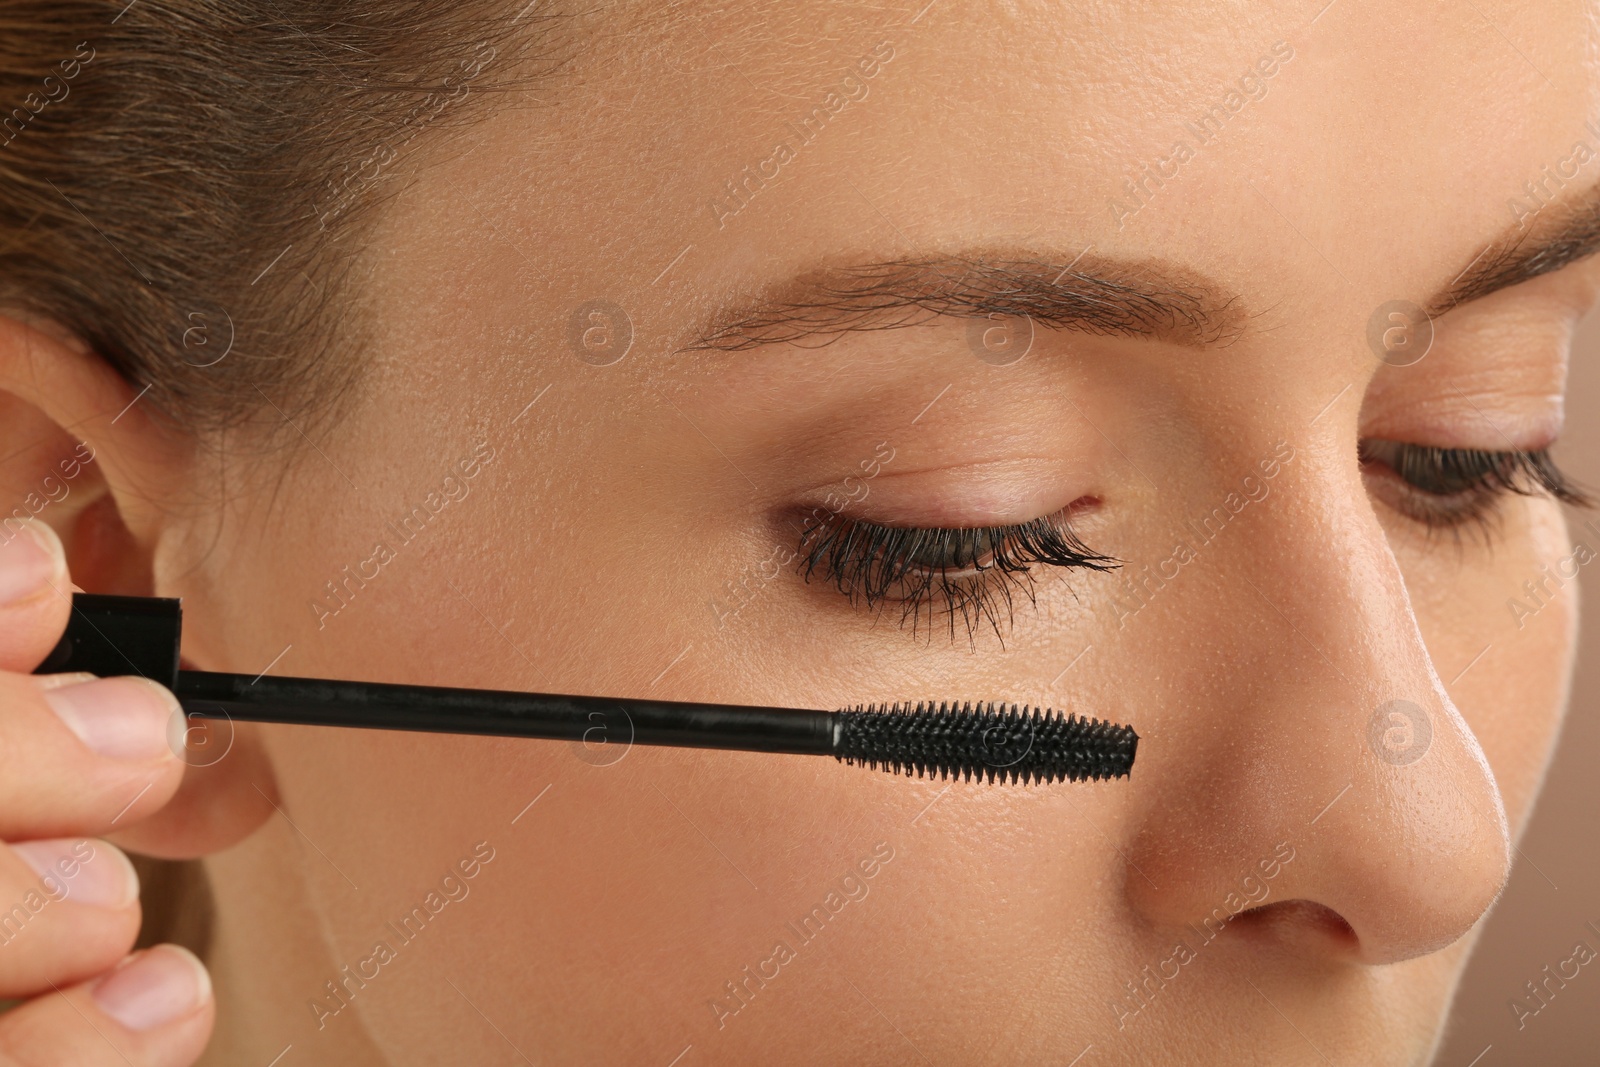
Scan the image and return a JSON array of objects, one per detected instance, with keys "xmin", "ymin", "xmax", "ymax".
[{"xmin": 37, "ymin": 593, "xmax": 182, "ymax": 688}]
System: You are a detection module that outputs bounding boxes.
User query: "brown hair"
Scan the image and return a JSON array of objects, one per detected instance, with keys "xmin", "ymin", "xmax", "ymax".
[
  {"xmin": 0, "ymin": 0, "xmax": 565, "ymax": 441},
  {"xmin": 1, "ymin": 0, "xmax": 567, "ymax": 955}
]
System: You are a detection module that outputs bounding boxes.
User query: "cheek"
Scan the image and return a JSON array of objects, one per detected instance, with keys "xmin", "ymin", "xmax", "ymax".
[{"xmin": 1393, "ymin": 496, "xmax": 1577, "ymax": 832}]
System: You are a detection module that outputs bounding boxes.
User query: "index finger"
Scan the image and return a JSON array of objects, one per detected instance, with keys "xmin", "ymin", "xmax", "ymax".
[{"xmin": 0, "ymin": 519, "xmax": 74, "ymax": 674}]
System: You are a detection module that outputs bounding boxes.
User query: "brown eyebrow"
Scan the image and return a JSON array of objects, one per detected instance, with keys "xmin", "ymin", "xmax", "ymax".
[
  {"xmin": 679, "ymin": 250, "xmax": 1251, "ymax": 353},
  {"xmin": 682, "ymin": 177, "xmax": 1600, "ymax": 355},
  {"xmin": 1426, "ymin": 176, "xmax": 1600, "ymax": 317}
]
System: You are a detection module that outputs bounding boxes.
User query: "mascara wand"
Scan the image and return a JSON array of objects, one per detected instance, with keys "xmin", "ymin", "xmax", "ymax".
[{"xmin": 34, "ymin": 593, "xmax": 1138, "ymax": 786}]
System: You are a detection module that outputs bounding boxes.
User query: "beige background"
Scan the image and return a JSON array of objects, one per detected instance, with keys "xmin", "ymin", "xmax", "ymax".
[{"xmin": 1438, "ymin": 306, "xmax": 1600, "ymax": 1064}]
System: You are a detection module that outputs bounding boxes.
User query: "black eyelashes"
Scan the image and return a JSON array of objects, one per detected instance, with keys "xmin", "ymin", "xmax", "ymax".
[
  {"xmin": 1360, "ymin": 440, "xmax": 1590, "ymax": 503},
  {"xmin": 797, "ymin": 443, "xmax": 1581, "ymax": 641},
  {"xmin": 1358, "ymin": 439, "xmax": 1593, "ymax": 540},
  {"xmin": 796, "ymin": 512, "xmax": 1120, "ymax": 644}
]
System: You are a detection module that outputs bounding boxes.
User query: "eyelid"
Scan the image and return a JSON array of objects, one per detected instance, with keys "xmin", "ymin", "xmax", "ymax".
[
  {"xmin": 792, "ymin": 456, "xmax": 1096, "ymax": 527},
  {"xmin": 1361, "ymin": 396, "xmax": 1566, "ymax": 453},
  {"xmin": 1361, "ymin": 276, "xmax": 1581, "ymax": 450}
]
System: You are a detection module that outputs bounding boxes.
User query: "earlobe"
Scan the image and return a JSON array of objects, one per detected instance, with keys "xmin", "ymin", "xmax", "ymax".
[{"xmin": 107, "ymin": 721, "xmax": 280, "ymax": 860}]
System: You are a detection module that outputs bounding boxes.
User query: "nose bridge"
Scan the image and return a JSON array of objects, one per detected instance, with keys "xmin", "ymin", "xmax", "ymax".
[{"xmin": 1123, "ymin": 445, "xmax": 1511, "ymax": 965}]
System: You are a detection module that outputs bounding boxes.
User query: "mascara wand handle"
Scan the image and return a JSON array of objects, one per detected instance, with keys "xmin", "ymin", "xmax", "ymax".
[
  {"xmin": 176, "ymin": 670, "xmax": 842, "ymax": 756},
  {"xmin": 30, "ymin": 592, "xmax": 842, "ymax": 758},
  {"xmin": 31, "ymin": 594, "xmax": 1138, "ymax": 783}
]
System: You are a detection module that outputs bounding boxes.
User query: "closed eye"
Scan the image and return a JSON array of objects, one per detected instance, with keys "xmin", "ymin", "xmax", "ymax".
[
  {"xmin": 794, "ymin": 510, "xmax": 1119, "ymax": 644},
  {"xmin": 1358, "ymin": 439, "xmax": 1591, "ymax": 541}
]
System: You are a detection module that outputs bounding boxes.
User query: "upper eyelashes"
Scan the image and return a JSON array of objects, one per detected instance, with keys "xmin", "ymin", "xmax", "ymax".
[
  {"xmin": 796, "ymin": 511, "xmax": 1119, "ymax": 643},
  {"xmin": 793, "ymin": 442, "xmax": 1585, "ymax": 643},
  {"xmin": 1358, "ymin": 439, "xmax": 1592, "ymax": 538}
]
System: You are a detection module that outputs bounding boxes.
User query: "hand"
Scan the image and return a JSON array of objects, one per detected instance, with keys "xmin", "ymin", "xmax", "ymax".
[{"xmin": 0, "ymin": 518, "xmax": 212, "ymax": 1065}]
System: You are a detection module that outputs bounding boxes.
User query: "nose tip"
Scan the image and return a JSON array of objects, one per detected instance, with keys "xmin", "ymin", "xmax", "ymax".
[
  {"xmin": 1123, "ymin": 688, "xmax": 1512, "ymax": 968},
  {"xmin": 1323, "ymin": 717, "xmax": 1512, "ymax": 964}
]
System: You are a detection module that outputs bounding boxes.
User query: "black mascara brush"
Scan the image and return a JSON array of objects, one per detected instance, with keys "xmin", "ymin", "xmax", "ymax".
[{"xmin": 33, "ymin": 593, "xmax": 1138, "ymax": 785}]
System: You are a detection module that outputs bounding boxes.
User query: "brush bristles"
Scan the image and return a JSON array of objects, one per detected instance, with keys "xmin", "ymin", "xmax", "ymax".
[{"xmin": 835, "ymin": 702, "xmax": 1138, "ymax": 785}]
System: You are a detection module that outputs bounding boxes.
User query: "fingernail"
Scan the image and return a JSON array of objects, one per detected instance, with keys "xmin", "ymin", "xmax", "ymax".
[
  {"xmin": 12, "ymin": 839, "xmax": 138, "ymax": 909},
  {"xmin": 44, "ymin": 676, "xmax": 178, "ymax": 761},
  {"xmin": 0, "ymin": 519, "xmax": 65, "ymax": 605},
  {"xmin": 92, "ymin": 945, "xmax": 211, "ymax": 1032}
]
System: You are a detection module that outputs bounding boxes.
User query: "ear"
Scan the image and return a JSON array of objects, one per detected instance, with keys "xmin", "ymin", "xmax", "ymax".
[
  {"xmin": 0, "ymin": 312, "xmax": 192, "ymax": 589},
  {"xmin": 0, "ymin": 312, "xmax": 278, "ymax": 858}
]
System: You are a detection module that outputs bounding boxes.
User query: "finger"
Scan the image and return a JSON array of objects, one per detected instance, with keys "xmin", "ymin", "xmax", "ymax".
[
  {"xmin": 0, "ymin": 672, "xmax": 185, "ymax": 838},
  {"xmin": 0, "ymin": 945, "xmax": 213, "ymax": 1067},
  {"xmin": 0, "ymin": 839, "xmax": 142, "ymax": 998},
  {"xmin": 110, "ymin": 720, "xmax": 276, "ymax": 859},
  {"xmin": 0, "ymin": 519, "xmax": 72, "ymax": 674}
]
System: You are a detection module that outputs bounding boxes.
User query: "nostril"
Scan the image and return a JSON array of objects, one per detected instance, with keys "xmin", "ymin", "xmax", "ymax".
[{"xmin": 1230, "ymin": 899, "xmax": 1360, "ymax": 958}]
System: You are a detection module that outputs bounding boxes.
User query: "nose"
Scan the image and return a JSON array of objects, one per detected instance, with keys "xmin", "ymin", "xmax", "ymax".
[{"xmin": 1119, "ymin": 439, "xmax": 1511, "ymax": 966}]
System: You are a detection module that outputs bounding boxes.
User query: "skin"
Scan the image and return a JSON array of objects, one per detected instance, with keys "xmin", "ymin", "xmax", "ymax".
[{"xmin": 0, "ymin": 0, "xmax": 1597, "ymax": 1063}]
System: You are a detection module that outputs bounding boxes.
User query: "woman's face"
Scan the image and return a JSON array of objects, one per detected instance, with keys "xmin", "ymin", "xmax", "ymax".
[{"xmin": 154, "ymin": 2, "xmax": 1600, "ymax": 1063}]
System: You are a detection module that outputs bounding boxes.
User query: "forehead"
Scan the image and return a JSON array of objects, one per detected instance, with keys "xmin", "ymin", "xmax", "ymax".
[
  {"xmin": 572, "ymin": 2, "xmax": 1592, "ymax": 178},
  {"xmin": 397, "ymin": 2, "xmax": 1597, "ymax": 356}
]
